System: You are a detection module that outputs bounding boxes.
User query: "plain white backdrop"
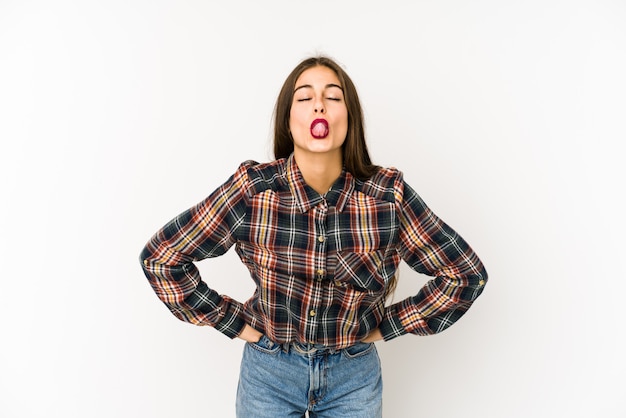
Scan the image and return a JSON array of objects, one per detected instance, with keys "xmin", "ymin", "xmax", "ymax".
[{"xmin": 1, "ymin": 1, "xmax": 624, "ymax": 417}]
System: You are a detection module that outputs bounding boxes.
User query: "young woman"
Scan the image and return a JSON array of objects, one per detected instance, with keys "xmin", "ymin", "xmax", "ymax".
[{"xmin": 140, "ymin": 56, "xmax": 488, "ymax": 417}]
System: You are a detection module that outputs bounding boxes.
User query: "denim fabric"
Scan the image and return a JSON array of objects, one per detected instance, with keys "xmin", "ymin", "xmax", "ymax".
[{"xmin": 236, "ymin": 335, "xmax": 383, "ymax": 418}]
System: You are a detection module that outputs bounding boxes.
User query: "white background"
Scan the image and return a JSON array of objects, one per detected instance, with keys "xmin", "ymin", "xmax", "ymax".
[{"xmin": 1, "ymin": 1, "xmax": 625, "ymax": 417}]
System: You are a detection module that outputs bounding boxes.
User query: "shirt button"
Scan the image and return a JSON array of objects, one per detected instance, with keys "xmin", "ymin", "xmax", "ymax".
[
  {"xmin": 309, "ymin": 310, "xmax": 316, "ymax": 317},
  {"xmin": 316, "ymin": 269, "xmax": 325, "ymax": 276},
  {"xmin": 317, "ymin": 235, "xmax": 325, "ymax": 243},
  {"xmin": 479, "ymin": 279, "xmax": 485, "ymax": 286}
]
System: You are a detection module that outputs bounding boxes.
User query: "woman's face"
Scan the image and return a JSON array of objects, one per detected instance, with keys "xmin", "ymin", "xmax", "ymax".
[{"xmin": 289, "ymin": 65, "xmax": 348, "ymax": 160}]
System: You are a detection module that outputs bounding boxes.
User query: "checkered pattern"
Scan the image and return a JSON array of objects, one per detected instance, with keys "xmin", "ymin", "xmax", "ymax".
[{"xmin": 140, "ymin": 154, "xmax": 487, "ymax": 349}]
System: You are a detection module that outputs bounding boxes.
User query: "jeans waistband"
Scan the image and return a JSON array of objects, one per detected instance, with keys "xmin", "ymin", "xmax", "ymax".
[
  {"xmin": 257, "ymin": 335, "xmax": 370, "ymax": 357},
  {"xmin": 282, "ymin": 341, "xmax": 339, "ymax": 356}
]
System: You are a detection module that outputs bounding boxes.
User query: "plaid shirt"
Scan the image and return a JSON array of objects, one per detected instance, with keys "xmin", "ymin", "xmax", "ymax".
[{"xmin": 140, "ymin": 154, "xmax": 487, "ymax": 349}]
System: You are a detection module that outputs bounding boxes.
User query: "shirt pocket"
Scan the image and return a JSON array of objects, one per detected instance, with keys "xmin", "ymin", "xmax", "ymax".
[{"xmin": 334, "ymin": 249, "xmax": 387, "ymax": 293}]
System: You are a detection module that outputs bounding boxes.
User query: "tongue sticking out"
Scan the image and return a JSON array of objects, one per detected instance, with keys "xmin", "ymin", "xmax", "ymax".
[{"xmin": 311, "ymin": 120, "xmax": 329, "ymax": 139}]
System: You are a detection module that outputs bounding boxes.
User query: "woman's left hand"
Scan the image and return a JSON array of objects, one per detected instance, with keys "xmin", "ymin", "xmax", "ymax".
[{"xmin": 361, "ymin": 328, "xmax": 383, "ymax": 343}]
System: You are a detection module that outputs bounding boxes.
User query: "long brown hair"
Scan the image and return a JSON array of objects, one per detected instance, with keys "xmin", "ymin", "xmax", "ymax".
[{"xmin": 273, "ymin": 56, "xmax": 379, "ymax": 180}]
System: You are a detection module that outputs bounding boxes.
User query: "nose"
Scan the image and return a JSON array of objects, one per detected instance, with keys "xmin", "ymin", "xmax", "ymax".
[{"xmin": 314, "ymin": 97, "xmax": 325, "ymax": 114}]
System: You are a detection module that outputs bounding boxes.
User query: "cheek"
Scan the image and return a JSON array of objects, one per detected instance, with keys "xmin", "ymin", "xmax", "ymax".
[
  {"xmin": 337, "ymin": 106, "xmax": 348, "ymax": 125},
  {"xmin": 338, "ymin": 111, "xmax": 349, "ymax": 132},
  {"xmin": 288, "ymin": 115, "xmax": 305, "ymax": 142},
  {"xmin": 289, "ymin": 114, "xmax": 311, "ymax": 137},
  {"xmin": 289, "ymin": 108, "xmax": 304, "ymax": 127}
]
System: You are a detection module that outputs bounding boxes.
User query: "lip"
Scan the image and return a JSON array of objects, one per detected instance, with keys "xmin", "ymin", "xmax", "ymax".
[{"xmin": 310, "ymin": 118, "xmax": 329, "ymax": 139}]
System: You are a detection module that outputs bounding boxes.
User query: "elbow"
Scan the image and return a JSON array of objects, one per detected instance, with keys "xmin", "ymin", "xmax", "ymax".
[
  {"xmin": 139, "ymin": 247, "xmax": 153, "ymax": 272},
  {"xmin": 479, "ymin": 264, "xmax": 488, "ymax": 286},
  {"xmin": 139, "ymin": 245, "xmax": 151, "ymax": 258},
  {"xmin": 455, "ymin": 267, "xmax": 488, "ymax": 303},
  {"xmin": 469, "ymin": 265, "xmax": 488, "ymax": 301}
]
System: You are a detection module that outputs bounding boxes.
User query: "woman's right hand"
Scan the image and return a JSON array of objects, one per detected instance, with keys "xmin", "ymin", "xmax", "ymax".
[{"xmin": 238, "ymin": 324, "xmax": 263, "ymax": 343}]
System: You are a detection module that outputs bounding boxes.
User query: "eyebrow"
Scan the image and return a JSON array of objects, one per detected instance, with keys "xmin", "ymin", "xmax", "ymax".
[{"xmin": 294, "ymin": 83, "xmax": 344, "ymax": 93}]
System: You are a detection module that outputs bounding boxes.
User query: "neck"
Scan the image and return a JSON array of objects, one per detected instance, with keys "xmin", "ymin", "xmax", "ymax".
[{"xmin": 293, "ymin": 149, "xmax": 343, "ymax": 195}]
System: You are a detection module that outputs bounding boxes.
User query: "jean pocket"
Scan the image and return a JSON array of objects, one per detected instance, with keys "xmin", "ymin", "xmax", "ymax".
[
  {"xmin": 248, "ymin": 335, "xmax": 281, "ymax": 355},
  {"xmin": 341, "ymin": 342, "xmax": 376, "ymax": 359}
]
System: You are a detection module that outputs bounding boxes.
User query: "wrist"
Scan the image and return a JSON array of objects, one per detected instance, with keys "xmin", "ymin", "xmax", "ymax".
[{"xmin": 238, "ymin": 324, "xmax": 263, "ymax": 343}]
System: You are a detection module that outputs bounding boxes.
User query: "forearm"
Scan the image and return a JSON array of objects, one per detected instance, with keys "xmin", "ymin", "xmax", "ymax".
[{"xmin": 140, "ymin": 245, "xmax": 247, "ymax": 337}]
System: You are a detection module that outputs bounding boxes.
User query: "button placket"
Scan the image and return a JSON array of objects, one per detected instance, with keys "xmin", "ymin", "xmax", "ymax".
[
  {"xmin": 313, "ymin": 199, "xmax": 328, "ymax": 281},
  {"xmin": 315, "ymin": 233, "xmax": 326, "ymax": 280},
  {"xmin": 306, "ymin": 200, "xmax": 328, "ymax": 341}
]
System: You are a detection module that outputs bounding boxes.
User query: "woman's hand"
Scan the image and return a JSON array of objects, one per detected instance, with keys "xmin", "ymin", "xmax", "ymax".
[
  {"xmin": 361, "ymin": 328, "xmax": 383, "ymax": 343},
  {"xmin": 238, "ymin": 324, "xmax": 263, "ymax": 343}
]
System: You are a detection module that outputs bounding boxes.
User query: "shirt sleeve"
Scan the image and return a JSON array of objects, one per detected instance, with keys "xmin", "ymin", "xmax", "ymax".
[
  {"xmin": 139, "ymin": 162, "xmax": 252, "ymax": 339},
  {"xmin": 379, "ymin": 177, "xmax": 488, "ymax": 341}
]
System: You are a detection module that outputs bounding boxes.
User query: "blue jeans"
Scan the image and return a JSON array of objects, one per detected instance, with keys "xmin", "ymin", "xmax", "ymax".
[{"xmin": 236, "ymin": 335, "xmax": 383, "ymax": 418}]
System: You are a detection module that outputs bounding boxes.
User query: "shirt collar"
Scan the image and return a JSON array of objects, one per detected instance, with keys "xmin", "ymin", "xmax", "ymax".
[{"xmin": 285, "ymin": 154, "xmax": 354, "ymax": 213}]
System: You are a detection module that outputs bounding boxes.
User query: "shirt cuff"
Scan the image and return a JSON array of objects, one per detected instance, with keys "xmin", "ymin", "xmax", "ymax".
[
  {"xmin": 214, "ymin": 299, "xmax": 246, "ymax": 339},
  {"xmin": 379, "ymin": 303, "xmax": 408, "ymax": 341}
]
